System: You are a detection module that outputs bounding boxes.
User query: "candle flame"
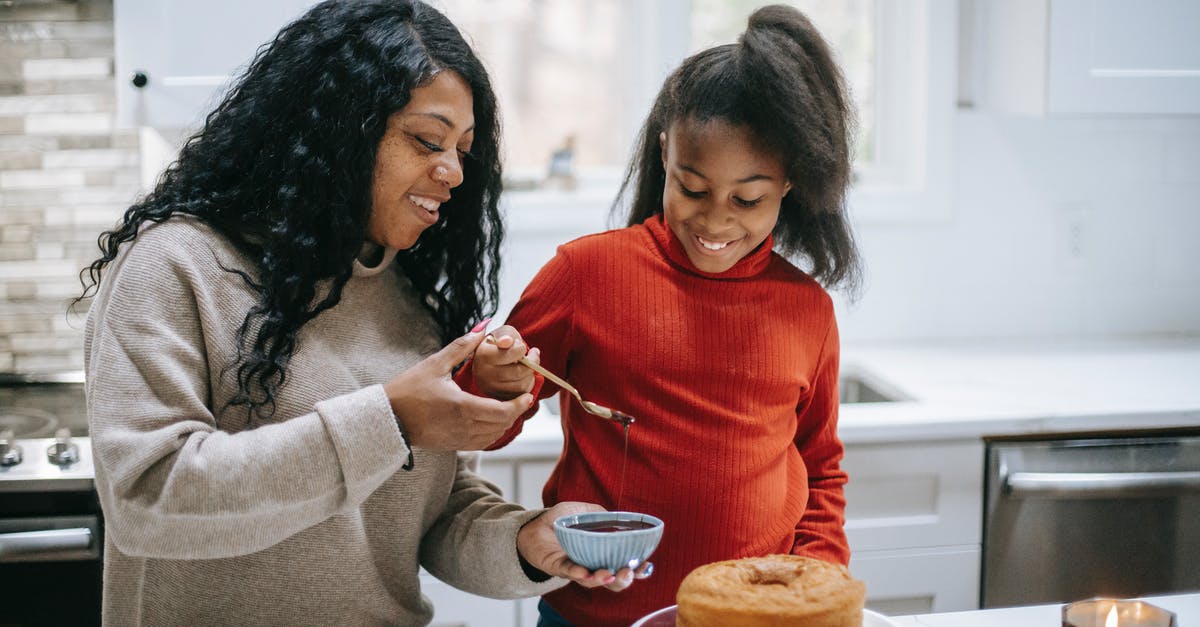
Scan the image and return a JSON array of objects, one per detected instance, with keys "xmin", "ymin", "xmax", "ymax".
[{"xmin": 1105, "ymin": 605, "xmax": 1118, "ymax": 627}]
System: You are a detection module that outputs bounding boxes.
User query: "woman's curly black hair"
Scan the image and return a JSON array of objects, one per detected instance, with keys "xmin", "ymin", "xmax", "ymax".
[
  {"xmin": 617, "ymin": 4, "xmax": 861, "ymax": 294},
  {"xmin": 75, "ymin": 0, "xmax": 504, "ymax": 419}
]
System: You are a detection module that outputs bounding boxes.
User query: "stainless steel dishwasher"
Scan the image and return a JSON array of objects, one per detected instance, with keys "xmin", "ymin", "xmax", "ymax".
[{"xmin": 982, "ymin": 430, "xmax": 1200, "ymax": 608}]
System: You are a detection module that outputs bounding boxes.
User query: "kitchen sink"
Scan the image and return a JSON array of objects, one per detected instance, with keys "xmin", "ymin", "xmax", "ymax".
[{"xmin": 839, "ymin": 368, "xmax": 907, "ymax": 404}]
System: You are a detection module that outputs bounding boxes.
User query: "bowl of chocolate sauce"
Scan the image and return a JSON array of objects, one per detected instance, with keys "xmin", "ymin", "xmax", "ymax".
[{"xmin": 553, "ymin": 511, "xmax": 664, "ymax": 574}]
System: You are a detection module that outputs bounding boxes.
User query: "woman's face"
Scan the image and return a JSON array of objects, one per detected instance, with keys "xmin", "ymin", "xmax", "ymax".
[
  {"xmin": 659, "ymin": 118, "xmax": 791, "ymax": 274},
  {"xmin": 368, "ymin": 71, "xmax": 475, "ymax": 250}
]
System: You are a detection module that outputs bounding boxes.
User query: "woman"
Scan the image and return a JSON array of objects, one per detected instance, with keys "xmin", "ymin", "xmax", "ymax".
[{"xmin": 77, "ymin": 2, "xmax": 635, "ymax": 625}]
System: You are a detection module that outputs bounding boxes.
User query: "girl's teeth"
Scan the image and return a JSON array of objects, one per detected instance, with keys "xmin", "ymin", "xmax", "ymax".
[{"xmin": 698, "ymin": 237, "xmax": 729, "ymax": 250}]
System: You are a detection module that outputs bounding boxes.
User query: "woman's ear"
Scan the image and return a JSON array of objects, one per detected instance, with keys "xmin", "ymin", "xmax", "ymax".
[
  {"xmin": 659, "ymin": 131, "xmax": 668, "ymax": 169},
  {"xmin": 784, "ymin": 181, "xmax": 793, "ymax": 195}
]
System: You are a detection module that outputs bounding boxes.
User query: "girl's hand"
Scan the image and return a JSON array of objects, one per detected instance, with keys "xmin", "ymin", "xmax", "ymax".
[
  {"xmin": 516, "ymin": 501, "xmax": 654, "ymax": 592},
  {"xmin": 472, "ymin": 324, "xmax": 538, "ymax": 400}
]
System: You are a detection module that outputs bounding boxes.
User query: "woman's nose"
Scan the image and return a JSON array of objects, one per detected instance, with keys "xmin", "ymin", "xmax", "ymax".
[{"xmin": 432, "ymin": 155, "xmax": 464, "ymax": 188}]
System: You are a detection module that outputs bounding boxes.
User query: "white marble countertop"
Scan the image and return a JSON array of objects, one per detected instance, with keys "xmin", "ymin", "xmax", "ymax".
[
  {"xmin": 891, "ymin": 591, "xmax": 1199, "ymax": 626},
  {"xmin": 483, "ymin": 336, "xmax": 1200, "ymax": 459}
]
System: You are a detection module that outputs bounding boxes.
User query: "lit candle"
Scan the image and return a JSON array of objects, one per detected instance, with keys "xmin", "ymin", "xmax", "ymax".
[{"xmin": 1061, "ymin": 598, "xmax": 1177, "ymax": 627}]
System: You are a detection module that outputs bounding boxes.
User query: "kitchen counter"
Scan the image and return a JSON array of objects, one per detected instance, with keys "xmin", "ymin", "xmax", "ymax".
[
  {"xmin": 892, "ymin": 591, "xmax": 1200, "ymax": 626},
  {"xmin": 483, "ymin": 337, "xmax": 1200, "ymax": 458}
]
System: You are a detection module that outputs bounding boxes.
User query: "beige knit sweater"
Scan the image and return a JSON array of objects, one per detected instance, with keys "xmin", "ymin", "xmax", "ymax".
[{"xmin": 83, "ymin": 217, "xmax": 562, "ymax": 626}]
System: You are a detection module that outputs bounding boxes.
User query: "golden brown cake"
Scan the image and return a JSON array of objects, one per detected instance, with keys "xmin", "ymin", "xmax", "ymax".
[{"xmin": 675, "ymin": 555, "xmax": 866, "ymax": 627}]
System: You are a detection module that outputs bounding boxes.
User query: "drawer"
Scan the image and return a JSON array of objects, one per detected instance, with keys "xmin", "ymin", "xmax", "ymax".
[
  {"xmin": 850, "ymin": 545, "xmax": 981, "ymax": 615},
  {"xmin": 843, "ymin": 440, "xmax": 984, "ymax": 551}
]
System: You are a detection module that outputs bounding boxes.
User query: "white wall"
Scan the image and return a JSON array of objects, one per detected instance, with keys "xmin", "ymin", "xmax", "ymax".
[{"xmin": 832, "ymin": 111, "xmax": 1200, "ymax": 343}]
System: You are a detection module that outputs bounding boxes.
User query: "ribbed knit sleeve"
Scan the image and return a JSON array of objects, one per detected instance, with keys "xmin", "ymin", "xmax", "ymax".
[{"xmin": 790, "ymin": 316, "xmax": 850, "ymax": 564}]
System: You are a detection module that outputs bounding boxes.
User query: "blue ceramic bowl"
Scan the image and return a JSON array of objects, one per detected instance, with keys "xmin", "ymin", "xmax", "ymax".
[{"xmin": 553, "ymin": 511, "xmax": 664, "ymax": 573}]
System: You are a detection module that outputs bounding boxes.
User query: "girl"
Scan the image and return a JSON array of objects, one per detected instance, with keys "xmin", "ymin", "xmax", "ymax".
[{"xmin": 470, "ymin": 4, "xmax": 862, "ymax": 626}]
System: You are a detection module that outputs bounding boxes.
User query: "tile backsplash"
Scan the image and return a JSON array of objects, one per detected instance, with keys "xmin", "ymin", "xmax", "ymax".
[{"xmin": 0, "ymin": 0, "xmax": 137, "ymax": 373}]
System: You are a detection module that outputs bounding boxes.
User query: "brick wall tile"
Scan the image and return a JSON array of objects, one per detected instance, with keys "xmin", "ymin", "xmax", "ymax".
[
  {"xmin": 0, "ymin": 168, "xmax": 87, "ymax": 189},
  {"xmin": 22, "ymin": 57, "xmax": 110, "ymax": 80},
  {"xmin": 41, "ymin": 148, "xmax": 135, "ymax": 169},
  {"xmin": 0, "ymin": 21, "xmax": 113, "ymax": 42},
  {"xmin": 59, "ymin": 188, "xmax": 137, "ymax": 205},
  {"xmin": 24, "ymin": 112, "xmax": 113, "ymax": 134},
  {"xmin": 0, "ymin": 208, "xmax": 42, "ymax": 226},
  {"xmin": 34, "ymin": 241, "xmax": 64, "ymax": 259},
  {"xmin": 0, "ymin": 260, "xmax": 77, "ymax": 279},
  {"xmin": 0, "ymin": 93, "xmax": 112, "ymax": 115},
  {"xmin": 0, "ymin": 116, "xmax": 23, "ymax": 133},
  {"xmin": 0, "ymin": 312, "xmax": 53, "ymax": 334},
  {"xmin": 2, "ymin": 224, "xmax": 34, "ymax": 242},
  {"xmin": 23, "ymin": 78, "xmax": 112, "ymax": 96},
  {"xmin": 0, "ymin": 4, "xmax": 81, "ymax": 22},
  {"xmin": 15, "ymin": 351, "xmax": 84, "ymax": 373},
  {"xmin": 4, "ymin": 282, "xmax": 36, "ymax": 301},
  {"xmin": 10, "ymin": 332, "xmax": 81, "ymax": 352},
  {"xmin": 0, "ymin": 188, "xmax": 60, "ymax": 206},
  {"xmin": 0, "ymin": 151, "xmax": 40, "ymax": 169},
  {"xmin": 0, "ymin": 134, "xmax": 55, "ymax": 150},
  {"xmin": 0, "ymin": 243, "xmax": 36, "ymax": 261}
]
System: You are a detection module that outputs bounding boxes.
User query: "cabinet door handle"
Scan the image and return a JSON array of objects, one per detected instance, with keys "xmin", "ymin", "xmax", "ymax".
[
  {"xmin": 1004, "ymin": 470, "xmax": 1200, "ymax": 498},
  {"xmin": 0, "ymin": 527, "xmax": 92, "ymax": 560}
]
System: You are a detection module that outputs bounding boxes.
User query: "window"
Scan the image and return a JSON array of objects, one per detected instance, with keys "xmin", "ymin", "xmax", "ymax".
[{"xmin": 438, "ymin": 0, "xmax": 954, "ymax": 221}]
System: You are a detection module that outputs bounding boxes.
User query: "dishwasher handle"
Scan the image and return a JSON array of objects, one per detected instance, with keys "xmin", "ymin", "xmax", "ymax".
[
  {"xmin": 0, "ymin": 528, "xmax": 93, "ymax": 561},
  {"xmin": 1004, "ymin": 470, "xmax": 1200, "ymax": 498}
]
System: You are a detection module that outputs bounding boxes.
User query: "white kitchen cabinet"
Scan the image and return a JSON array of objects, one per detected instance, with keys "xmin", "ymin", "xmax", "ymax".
[
  {"xmin": 113, "ymin": 0, "xmax": 318, "ymax": 128},
  {"xmin": 969, "ymin": 0, "xmax": 1200, "ymax": 115},
  {"xmin": 843, "ymin": 440, "xmax": 984, "ymax": 613}
]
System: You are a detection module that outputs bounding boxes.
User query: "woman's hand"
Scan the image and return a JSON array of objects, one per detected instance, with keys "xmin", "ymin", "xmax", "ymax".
[
  {"xmin": 472, "ymin": 324, "xmax": 538, "ymax": 400},
  {"xmin": 516, "ymin": 501, "xmax": 654, "ymax": 592},
  {"xmin": 383, "ymin": 327, "xmax": 534, "ymax": 451}
]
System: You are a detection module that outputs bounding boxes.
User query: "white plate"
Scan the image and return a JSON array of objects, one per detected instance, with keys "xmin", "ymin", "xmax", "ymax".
[{"xmin": 631, "ymin": 605, "xmax": 899, "ymax": 627}]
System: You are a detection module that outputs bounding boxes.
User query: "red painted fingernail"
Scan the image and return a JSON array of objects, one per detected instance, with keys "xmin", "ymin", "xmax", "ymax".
[{"xmin": 470, "ymin": 318, "xmax": 492, "ymax": 333}]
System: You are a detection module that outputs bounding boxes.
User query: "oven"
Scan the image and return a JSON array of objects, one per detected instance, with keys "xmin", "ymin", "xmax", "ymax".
[
  {"xmin": 0, "ymin": 372, "xmax": 100, "ymax": 627},
  {"xmin": 982, "ymin": 429, "xmax": 1200, "ymax": 608}
]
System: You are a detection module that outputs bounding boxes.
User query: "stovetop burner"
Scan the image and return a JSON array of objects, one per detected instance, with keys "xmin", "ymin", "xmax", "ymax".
[
  {"xmin": 0, "ymin": 407, "xmax": 59, "ymax": 438},
  {"xmin": 0, "ymin": 372, "xmax": 88, "ymax": 438}
]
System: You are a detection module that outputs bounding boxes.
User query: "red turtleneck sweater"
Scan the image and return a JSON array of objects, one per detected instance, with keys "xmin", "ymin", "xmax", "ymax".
[{"xmin": 484, "ymin": 214, "xmax": 849, "ymax": 627}]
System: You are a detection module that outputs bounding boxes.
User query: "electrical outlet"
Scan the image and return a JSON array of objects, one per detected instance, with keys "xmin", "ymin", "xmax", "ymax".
[{"xmin": 1057, "ymin": 203, "xmax": 1089, "ymax": 268}]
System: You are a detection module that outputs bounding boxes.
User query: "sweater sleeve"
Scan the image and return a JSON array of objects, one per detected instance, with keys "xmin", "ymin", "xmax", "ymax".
[
  {"xmin": 790, "ymin": 316, "xmax": 851, "ymax": 565},
  {"xmin": 476, "ymin": 247, "xmax": 579, "ymax": 450},
  {"xmin": 84, "ymin": 231, "xmax": 410, "ymax": 560},
  {"xmin": 419, "ymin": 454, "xmax": 567, "ymax": 598}
]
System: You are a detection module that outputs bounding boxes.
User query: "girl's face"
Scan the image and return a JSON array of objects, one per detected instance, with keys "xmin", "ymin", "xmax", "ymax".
[
  {"xmin": 368, "ymin": 71, "xmax": 475, "ymax": 250},
  {"xmin": 660, "ymin": 119, "xmax": 791, "ymax": 274}
]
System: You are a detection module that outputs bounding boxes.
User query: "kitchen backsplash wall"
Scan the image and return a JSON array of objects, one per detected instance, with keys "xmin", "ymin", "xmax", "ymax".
[
  {"xmin": 0, "ymin": 0, "xmax": 136, "ymax": 373},
  {"xmin": 833, "ymin": 112, "xmax": 1200, "ymax": 343}
]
